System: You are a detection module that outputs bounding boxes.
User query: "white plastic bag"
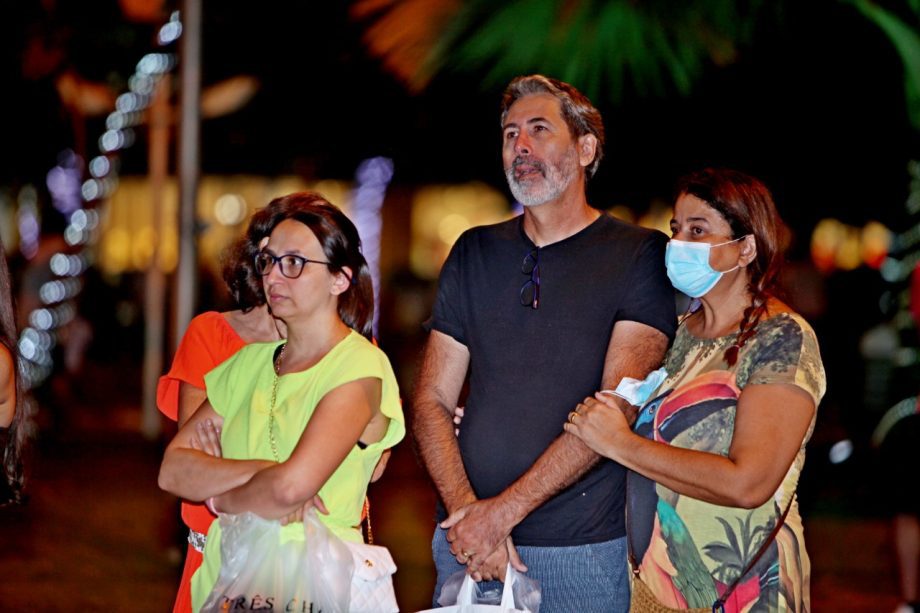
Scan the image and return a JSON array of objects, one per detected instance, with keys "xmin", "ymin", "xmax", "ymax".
[
  {"xmin": 200, "ymin": 510, "xmax": 354, "ymax": 613},
  {"xmin": 419, "ymin": 564, "xmax": 541, "ymax": 612}
]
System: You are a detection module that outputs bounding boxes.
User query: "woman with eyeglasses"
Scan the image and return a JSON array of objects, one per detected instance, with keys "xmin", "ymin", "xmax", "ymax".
[
  {"xmin": 158, "ymin": 192, "xmax": 404, "ymax": 612},
  {"xmin": 565, "ymin": 168, "xmax": 825, "ymax": 612}
]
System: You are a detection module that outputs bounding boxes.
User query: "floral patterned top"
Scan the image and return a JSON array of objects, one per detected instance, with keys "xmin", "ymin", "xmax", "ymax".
[{"xmin": 628, "ymin": 310, "xmax": 825, "ymax": 612}]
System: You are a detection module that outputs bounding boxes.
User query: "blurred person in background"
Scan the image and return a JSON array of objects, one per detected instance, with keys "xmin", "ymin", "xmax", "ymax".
[
  {"xmin": 566, "ymin": 168, "xmax": 826, "ymax": 612},
  {"xmin": 881, "ymin": 267, "xmax": 920, "ymax": 613},
  {"xmin": 0, "ymin": 234, "xmax": 27, "ymax": 506},
  {"xmin": 158, "ymin": 193, "xmax": 404, "ymax": 612},
  {"xmin": 880, "ymin": 405, "xmax": 920, "ymax": 613}
]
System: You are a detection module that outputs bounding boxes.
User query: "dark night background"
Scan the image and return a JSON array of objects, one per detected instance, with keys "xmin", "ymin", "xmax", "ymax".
[
  {"xmin": 2, "ymin": 1, "xmax": 917, "ymax": 230},
  {"xmin": 0, "ymin": 1, "xmax": 918, "ymax": 610},
  {"xmin": 2, "ymin": 0, "xmax": 917, "ymax": 519}
]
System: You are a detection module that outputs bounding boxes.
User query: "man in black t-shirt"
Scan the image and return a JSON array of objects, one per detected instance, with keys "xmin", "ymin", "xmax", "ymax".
[{"xmin": 412, "ymin": 75, "xmax": 676, "ymax": 612}]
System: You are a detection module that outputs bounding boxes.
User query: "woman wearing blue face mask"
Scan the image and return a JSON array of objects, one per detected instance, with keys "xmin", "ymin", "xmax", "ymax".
[{"xmin": 566, "ymin": 168, "xmax": 825, "ymax": 612}]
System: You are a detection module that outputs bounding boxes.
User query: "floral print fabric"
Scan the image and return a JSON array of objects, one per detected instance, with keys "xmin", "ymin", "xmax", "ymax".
[{"xmin": 628, "ymin": 311, "xmax": 825, "ymax": 612}]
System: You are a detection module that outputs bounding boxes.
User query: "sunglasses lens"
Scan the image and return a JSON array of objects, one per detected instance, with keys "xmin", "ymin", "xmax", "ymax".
[
  {"xmin": 520, "ymin": 248, "xmax": 540, "ymax": 308},
  {"xmin": 521, "ymin": 252, "xmax": 537, "ymax": 275},
  {"xmin": 520, "ymin": 280, "xmax": 535, "ymax": 307}
]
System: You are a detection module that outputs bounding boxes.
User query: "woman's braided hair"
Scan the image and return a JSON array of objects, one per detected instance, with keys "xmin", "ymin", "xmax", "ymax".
[{"xmin": 676, "ymin": 168, "xmax": 787, "ymax": 366}]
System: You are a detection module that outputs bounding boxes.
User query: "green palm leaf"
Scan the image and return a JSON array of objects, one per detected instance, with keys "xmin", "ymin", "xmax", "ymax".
[
  {"xmin": 356, "ymin": 0, "xmax": 773, "ymax": 103},
  {"xmin": 847, "ymin": 0, "xmax": 920, "ymax": 130}
]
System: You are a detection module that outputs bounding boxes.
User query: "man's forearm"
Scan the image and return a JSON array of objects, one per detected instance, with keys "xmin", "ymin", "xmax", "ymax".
[
  {"xmin": 438, "ymin": 431, "xmax": 601, "ymax": 567},
  {"xmin": 411, "ymin": 331, "xmax": 476, "ymax": 514},
  {"xmin": 412, "ymin": 400, "xmax": 477, "ymax": 514},
  {"xmin": 496, "ymin": 432, "xmax": 600, "ymax": 526}
]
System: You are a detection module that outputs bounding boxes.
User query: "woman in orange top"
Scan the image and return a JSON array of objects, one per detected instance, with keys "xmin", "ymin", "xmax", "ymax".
[{"xmin": 158, "ymin": 208, "xmax": 285, "ymax": 613}]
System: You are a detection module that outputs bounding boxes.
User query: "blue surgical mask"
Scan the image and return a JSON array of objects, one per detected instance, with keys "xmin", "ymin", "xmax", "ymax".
[{"xmin": 665, "ymin": 237, "xmax": 745, "ymax": 298}]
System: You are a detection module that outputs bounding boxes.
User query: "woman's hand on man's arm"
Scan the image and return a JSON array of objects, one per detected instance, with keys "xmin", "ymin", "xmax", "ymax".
[{"xmin": 569, "ymin": 382, "xmax": 815, "ymax": 508}]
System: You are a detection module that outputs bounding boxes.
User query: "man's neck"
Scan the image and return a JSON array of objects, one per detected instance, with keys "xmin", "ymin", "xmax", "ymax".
[{"xmin": 521, "ymin": 189, "xmax": 600, "ymax": 246}]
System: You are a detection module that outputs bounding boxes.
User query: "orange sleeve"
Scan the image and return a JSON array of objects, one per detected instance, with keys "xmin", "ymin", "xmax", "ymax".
[{"xmin": 155, "ymin": 312, "xmax": 246, "ymax": 422}]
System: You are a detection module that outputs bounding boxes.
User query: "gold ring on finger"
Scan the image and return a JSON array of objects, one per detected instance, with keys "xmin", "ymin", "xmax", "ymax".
[{"xmin": 568, "ymin": 411, "xmax": 578, "ymax": 423}]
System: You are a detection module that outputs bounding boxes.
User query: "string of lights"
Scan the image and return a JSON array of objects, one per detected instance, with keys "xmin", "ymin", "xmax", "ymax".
[{"xmin": 17, "ymin": 12, "xmax": 183, "ymax": 390}]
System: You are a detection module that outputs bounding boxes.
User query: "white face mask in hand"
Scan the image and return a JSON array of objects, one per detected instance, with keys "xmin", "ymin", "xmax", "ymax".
[{"xmin": 599, "ymin": 367, "xmax": 668, "ymax": 407}]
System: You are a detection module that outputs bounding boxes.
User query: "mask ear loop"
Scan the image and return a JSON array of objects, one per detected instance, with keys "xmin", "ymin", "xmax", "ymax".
[{"xmin": 711, "ymin": 234, "xmax": 751, "ymax": 276}]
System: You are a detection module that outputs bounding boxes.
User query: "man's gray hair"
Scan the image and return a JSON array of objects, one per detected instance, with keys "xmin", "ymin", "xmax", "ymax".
[{"xmin": 500, "ymin": 75, "xmax": 605, "ymax": 179}]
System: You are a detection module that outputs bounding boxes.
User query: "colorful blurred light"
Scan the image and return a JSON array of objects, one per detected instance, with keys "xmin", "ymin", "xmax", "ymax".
[
  {"xmin": 809, "ymin": 218, "xmax": 893, "ymax": 273},
  {"xmin": 17, "ymin": 12, "xmax": 180, "ymax": 389},
  {"xmin": 351, "ymin": 157, "xmax": 394, "ymax": 337}
]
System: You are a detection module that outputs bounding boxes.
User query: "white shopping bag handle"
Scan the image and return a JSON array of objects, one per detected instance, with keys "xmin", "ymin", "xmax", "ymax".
[
  {"xmin": 455, "ymin": 572, "xmax": 476, "ymax": 604},
  {"xmin": 455, "ymin": 564, "xmax": 518, "ymax": 608},
  {"xmin": 499, "ymin": 564, "xmax": 516, "ymax": 608}
]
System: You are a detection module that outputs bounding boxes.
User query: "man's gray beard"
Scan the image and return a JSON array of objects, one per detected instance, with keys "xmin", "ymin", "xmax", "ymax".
[{"xmin": 505, "ymin": 150, "xmax": 578, "ymax": 207}]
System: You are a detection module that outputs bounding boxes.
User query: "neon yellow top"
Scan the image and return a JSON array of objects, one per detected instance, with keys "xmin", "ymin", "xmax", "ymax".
[{"xmin": 190, "ymin": 330, "xmax": 404, "ymax": 611}]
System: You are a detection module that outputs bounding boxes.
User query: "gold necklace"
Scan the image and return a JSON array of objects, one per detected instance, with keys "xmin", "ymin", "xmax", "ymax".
[{"xmin": 268, "ymin": 342, "xmax": 286, "ymax": 462}]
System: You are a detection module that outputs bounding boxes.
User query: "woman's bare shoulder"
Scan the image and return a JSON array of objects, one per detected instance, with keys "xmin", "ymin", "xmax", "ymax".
[{"xmin": 764, "ymin": 296, "xmax": 795, "ymax": 317}]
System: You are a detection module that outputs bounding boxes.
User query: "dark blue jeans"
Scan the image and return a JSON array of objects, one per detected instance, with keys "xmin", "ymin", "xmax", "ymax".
[{"xmin": 431, "ymin": 525, "xmax": 630, "ymax": 613}]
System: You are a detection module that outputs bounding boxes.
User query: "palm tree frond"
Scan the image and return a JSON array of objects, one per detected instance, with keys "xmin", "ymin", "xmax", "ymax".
[
  {"xmin": 848, "ymin": 0, "xmax": 920, "ymax": 130},
  {"xmin": 354, "ymin": 0, "xmax": 772, "ymax": 102}
]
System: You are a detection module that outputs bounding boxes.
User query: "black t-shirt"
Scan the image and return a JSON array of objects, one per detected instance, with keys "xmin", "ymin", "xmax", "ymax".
[{"xmin": 428, "ymin": 213, "xmax": 677, "ymax": 546}]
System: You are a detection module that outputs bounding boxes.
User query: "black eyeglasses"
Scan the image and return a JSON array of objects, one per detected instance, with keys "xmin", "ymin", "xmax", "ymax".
[
  {"xmin": 520, "ymin": 248, "xmax": 540, "ymax": 309},
  {"xmin": 254, "ymin": 250, "xmax": 330, "ymax": 279}
]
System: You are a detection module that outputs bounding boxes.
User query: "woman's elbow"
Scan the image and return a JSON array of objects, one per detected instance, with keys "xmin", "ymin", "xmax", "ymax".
[
  {"xmin": 271, "ymin": 474, "xmax": 314, "ymax": 508},
  {"xmin": 157, "ymin": 454, "xmax": 181, "ymax": 495},
  {"xmin": 157, "ymin": 468, "xmax": 173, "ymax": 494},
  {"xmin": 732, "ymin": 490, "xmax": 773, "ymax": 510},
  {"xmin": 728, "ymin": 477, "xmax": 779, "ymax": 509}
]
